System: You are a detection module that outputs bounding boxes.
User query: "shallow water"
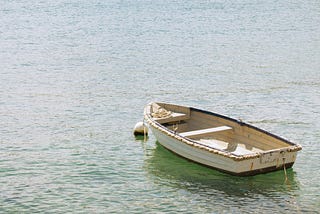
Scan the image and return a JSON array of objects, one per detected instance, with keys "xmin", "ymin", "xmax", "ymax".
[{"xmin": 0, "ymin": 0, "xmax": 319, "ymax": 213}]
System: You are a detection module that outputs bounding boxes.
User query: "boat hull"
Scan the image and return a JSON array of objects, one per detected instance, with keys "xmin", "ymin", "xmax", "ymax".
[
  {"xmin": 150, "ymin": 126, "xmax": 296, "ymax": 176},
  {"xmin": 144, "ymin": 102, "xmax": 301, "ymax": 176}
]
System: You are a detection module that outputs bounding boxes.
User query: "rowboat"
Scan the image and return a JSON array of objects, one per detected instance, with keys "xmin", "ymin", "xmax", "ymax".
[{"xmin": 144, "ymin": 102, "xmax": 302, "ymax": 176}]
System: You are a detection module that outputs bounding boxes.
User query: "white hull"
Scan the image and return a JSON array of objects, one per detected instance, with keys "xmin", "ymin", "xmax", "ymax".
[{"xmin": 145, "ymin": 102, "xmax": 301, "ymax": 176}]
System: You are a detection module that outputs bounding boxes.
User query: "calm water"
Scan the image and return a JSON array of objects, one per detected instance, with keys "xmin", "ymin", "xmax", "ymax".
[{"xmin": 1, "ymin": 0, "xmax": 319, "ymax": 213}]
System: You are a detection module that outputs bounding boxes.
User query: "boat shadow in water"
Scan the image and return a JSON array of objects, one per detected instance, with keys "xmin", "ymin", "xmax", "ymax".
[{"xmin": 144, "ymin": 142, "xmax": 300, "ymax": 198}]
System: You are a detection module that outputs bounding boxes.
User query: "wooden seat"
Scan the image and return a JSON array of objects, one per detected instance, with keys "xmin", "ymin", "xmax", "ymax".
[
  {"xmin": 180, "ymin": 126, "xmax": 232, "ymax": 138},
  {"xmin": 154, "ymin": 112, "xmax": 190, "ymax": 124}
]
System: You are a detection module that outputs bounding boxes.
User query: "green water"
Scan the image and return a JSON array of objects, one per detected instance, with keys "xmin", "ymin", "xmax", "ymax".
[{"xmin": 0, "ymin": 0, "xmax": 319, "ymax": 213}]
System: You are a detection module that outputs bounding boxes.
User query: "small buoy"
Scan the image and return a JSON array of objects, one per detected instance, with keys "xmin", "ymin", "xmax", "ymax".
[{"xmin": 133, "ymin": 122, "xmax": 148, "ymax": 136}]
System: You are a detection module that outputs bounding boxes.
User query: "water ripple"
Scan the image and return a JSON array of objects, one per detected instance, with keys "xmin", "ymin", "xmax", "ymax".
[{"xmin": 1, "ymin": 0, "xmax": 319, "ymax": 213}]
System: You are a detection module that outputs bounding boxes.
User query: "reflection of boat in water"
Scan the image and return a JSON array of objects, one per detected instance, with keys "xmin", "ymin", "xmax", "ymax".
[
  {"xmin": 144, "ymin": 102, "xmax": 302, "ymax": 176},
  {"xmin": 144, "ymin": 142, "xmax": 300, "ymax": 197}
]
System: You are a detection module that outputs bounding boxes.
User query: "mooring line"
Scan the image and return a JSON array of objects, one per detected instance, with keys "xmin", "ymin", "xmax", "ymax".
[{"xmin": 283, "ymin": 157, "xmax": 288, "ymax": 184}]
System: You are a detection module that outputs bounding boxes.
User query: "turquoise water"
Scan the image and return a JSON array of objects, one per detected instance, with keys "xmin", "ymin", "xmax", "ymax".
[{"xmin": 1, "ymin": 0, "xmax": 319, "ymax": 212}]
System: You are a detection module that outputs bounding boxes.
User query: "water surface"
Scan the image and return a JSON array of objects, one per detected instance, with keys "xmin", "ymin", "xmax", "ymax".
[{"xmin": 0, "ymin": 0, "xmax": 319, "ymax": 213}]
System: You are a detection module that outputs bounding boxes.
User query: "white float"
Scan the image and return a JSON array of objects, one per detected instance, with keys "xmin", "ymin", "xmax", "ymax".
[{"xmin": 133, "ymin": 121, "xmax": 148, "ymax": 136}]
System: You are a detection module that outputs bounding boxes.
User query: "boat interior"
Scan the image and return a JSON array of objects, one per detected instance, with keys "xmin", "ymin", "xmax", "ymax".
[{"xmin": 149, "ymin": 103, "xmax": 291, "ymax": 156}]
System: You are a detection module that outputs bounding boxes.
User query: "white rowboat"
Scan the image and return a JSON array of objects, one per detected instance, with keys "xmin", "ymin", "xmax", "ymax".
[{"xmin": 144, "ymin": 102, "xmax": 302, "ymax": 176}]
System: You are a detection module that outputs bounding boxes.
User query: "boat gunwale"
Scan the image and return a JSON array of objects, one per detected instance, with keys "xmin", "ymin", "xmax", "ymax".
[{"xmin": 144, "ymin": 103, "xmax": 302, "ymax": 161}]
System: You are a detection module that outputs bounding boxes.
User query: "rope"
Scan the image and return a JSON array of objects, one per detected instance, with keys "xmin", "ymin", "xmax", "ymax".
[
  {"xmin": 143, "ymin": 124, "xmax": 147, "ymax": 142},
  {"xmin": 283, "ymin": 157, "xmax": 288, "ymax": 184},
  {"xmin": 151, "ymin": 107, "xmax": 172, "ymax": 118},
  {"xmin": 172, "ymin": 123, "xmax": 179, "ymax": 133},
  {"xmin": 143, "ymin": 118, "xmax": 147, "ymax": 142}
]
